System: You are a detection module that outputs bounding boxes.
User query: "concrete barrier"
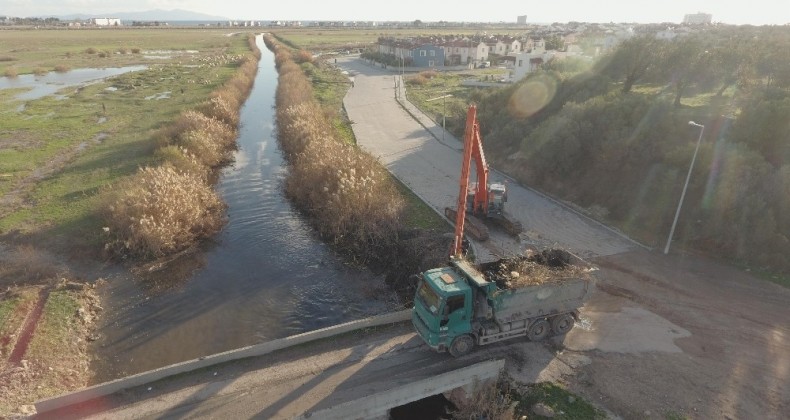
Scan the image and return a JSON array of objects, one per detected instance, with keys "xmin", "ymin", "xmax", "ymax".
[
  {"xmin": 35, "ymin": 309, "xmax": 412, "ymax": 415},
  {"xmin": 297, "ymin": 359, "xmax": 506, "ymax": 419}
]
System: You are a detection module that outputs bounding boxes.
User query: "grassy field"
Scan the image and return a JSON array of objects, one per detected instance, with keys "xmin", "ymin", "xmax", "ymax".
[
  {"xmin": 0, "ymin": 28, "xmax": 254, "ymax": 251},
  {"xmin": 0, "ymin": 28, "xmax": 244, "ymax": 75}
]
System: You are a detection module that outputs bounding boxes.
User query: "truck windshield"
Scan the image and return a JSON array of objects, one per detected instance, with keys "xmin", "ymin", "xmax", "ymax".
[{"xmin": 416, "ymin": 281, "xmax": 441, "ymax": 314}]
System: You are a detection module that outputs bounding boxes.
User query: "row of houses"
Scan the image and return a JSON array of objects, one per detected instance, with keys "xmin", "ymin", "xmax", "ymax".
[
  {"xmin": 377, "ymin": 35, "xmax": 558, "ymax": 67},
  {"xmin": 375, "ymin": 21, "xmax": 709, "ymax": 82},
  {"xmin": 377, "ymin": 34, "xmax": 587, "ymax": 81}
]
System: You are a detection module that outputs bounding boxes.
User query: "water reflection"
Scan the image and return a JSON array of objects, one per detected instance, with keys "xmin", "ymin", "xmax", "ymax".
[
  {"xmin": 0, "ymin": 65, "xmax": 147, "ymax": 100},
  {"xmin": 92, "ymin": 36, "xmax": 395, "ymax": 381}
]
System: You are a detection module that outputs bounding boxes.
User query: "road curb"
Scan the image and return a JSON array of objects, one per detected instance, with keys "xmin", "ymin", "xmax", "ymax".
[{"xmin": 34, "ymin": 309, "xmax": 412, "ymax": 415}]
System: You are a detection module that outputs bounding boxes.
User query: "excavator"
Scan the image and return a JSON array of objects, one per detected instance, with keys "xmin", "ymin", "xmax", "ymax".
[{"xmin": 446, "ymin": 104, "xmax": 523, "ymax": 252}]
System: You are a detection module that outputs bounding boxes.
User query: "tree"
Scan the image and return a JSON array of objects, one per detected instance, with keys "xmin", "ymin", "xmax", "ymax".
[
  {"xmin": 657, "ymin": 37, "xmax": 714, "ymax": 107},
  {"xmin": 544, "ymin": 35, "xmax": 565, "ymax": 51},
  {"xmin": 597, "ymin": 35, "xmax": 663, "ymax": 93}
]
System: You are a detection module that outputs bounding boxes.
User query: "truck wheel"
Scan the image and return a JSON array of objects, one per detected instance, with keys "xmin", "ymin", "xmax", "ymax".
[
  {"xmin": 449, "ymin": 335, "xmax": 475, "ymax": 357},
  {"xmin": 527, "ymin": 319, "xmax": 550, "ymax": 341},
  {"xmin": 551, "ymin": 314, "xmax": 575, "ymax": 335}
]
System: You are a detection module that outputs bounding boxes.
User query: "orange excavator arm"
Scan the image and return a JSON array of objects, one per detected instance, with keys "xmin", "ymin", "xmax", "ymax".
[{"xmin": 451, "ymin": 105, "xmax": 489, "ymax": 258}]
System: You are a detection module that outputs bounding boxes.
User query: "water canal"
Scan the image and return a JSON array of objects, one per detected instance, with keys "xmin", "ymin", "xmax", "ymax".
[{"xmin": 92, "ymin": 35, "xmax": 396, "ymax": 381}]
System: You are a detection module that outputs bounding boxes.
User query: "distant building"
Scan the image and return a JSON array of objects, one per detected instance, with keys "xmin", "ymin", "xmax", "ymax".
[
  {"xmin": 683, "ymin": 12, "xmax": 712, "ymax": 24},
  {"xmin": 91, "ymin": 18, "xmax": 121, "ymax": 26},
  {"xmin": 517, "ymin": 15, "xmax": 527, "ymax": 25}
]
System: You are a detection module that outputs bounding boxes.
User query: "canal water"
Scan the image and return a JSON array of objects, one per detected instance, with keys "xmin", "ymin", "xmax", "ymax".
[{"xmin": 92, "ymin": 35, "xmax": 396, "ymax": 381}]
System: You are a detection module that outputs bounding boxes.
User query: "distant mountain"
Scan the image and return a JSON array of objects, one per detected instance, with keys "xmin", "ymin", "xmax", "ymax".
[{"xmin": 56, "ymin": 9, "xmax": 228, "ymax": 22}]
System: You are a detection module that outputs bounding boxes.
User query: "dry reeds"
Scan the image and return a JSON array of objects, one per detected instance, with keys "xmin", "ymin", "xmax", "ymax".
[
  {"xmin": 54, "ymin": 64, "xmax": 70, "ymax": 73},
  {"xmin": 294, "ymin": 50, "xmax": 314, "ymax": 64},
  {"xmin": 266, "ymin": 34, "xmax": 405, "ymax": 263},
  {"xmin": 102, "ymin": 35, "xmax": 262, "ymax": 260},
  {"xmin": 407, "ymin": 74, "xmax": 428, "ymax": 86},
  {"xmin": 3, "ymin": 67, "xmax": 18, "ymax": 78},
  {"xmin": 103, "ymin": 165, "xmax": 226, "ymax": 258}
]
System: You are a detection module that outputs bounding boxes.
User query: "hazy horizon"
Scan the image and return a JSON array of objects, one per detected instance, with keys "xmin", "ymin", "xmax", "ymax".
[{"xmin": 2, "ymin": 0, "xmax": 788, "ymax": 25}]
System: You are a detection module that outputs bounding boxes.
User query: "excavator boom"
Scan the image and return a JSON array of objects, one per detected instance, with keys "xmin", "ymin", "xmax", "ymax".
[
  {"xmin": 451, "ymin": 106, "xmax": 478, "ymax": 257},
  {"xmin": 450, "ymin": 105, "xmax": 522, "ymax": 258}
]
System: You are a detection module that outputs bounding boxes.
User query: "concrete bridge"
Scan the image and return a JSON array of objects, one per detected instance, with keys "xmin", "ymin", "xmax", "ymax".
[{"xmin": 34, "ymin": 311, "xmax": 505, "ymax": 419}]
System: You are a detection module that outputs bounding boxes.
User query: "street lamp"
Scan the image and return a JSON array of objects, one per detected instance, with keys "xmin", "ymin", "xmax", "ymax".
[
  {"xmin": 426, "ymin": 94, "xmax": 453, "ymax": 142},
  {"xmin": 664, "ymin": 121, "xmax": 705, "ymax": 255}
]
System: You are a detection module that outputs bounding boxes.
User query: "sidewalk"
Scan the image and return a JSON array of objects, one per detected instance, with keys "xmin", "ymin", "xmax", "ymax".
[{"xmin": 394, "ymin": 75, "xmax": 462, "ymax": 152}]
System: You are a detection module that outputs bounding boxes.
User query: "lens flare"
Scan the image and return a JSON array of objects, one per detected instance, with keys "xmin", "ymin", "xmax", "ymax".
[{"xmin": 507, "ymin": 74, "xmax": 557, "ymax": 118}]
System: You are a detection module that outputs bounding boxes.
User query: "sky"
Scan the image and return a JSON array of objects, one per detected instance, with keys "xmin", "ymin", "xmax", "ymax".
[{"xmin": 2, "ymin": 0, "xmax": 789, "ymax": 25}]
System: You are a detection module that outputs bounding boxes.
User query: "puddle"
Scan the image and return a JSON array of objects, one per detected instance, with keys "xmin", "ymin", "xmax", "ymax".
[
  {"xmin": 0, "ymin": 65, "xmax": 147, "ymax": 101},
  {"xmin": 145, "ymin": 91, "xmax": 171, "ymax": 100},
  {"xmin": 104, "ymin": 86, "xmax": 118, "ymax": 92}
]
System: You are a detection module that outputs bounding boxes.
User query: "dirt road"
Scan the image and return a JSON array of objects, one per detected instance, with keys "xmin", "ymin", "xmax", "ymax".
[{"xmin": 39, "ymin": 247, "xmax": 788, "ymax": 419}]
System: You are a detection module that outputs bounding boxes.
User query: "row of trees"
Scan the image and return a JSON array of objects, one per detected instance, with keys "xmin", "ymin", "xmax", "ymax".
[{"xmin": 473, "ymin": 25, "xmax": 790, "ymax": 272}]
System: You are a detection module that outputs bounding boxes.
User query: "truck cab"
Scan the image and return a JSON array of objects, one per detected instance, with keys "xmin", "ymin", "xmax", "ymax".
[{"xmin": 411, "ymin": 266, "xmax": 473, "ymax": 355}]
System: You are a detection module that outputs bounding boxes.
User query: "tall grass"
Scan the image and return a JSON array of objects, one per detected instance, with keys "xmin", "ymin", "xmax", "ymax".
[
  {"xmin": 267, "ymin": 35, "xmax": 406, "ymax": 263},
  {"xmin": 102, "ymin": 34, "xmax": 261, "ymax": 260},
  {"xmin": 103, "ymin": 165, "xmax": 226, "ymax": 258}
]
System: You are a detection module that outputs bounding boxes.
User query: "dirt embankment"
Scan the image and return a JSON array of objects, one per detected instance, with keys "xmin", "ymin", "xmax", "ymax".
[{"xmin": 0, "ymin": 279, "xmax": 103, "ymax": 417}]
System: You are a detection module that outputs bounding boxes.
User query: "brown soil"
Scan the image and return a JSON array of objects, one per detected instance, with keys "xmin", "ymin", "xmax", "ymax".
[
  {"xmin": 561, "ymin": 249, "xmax": 790, "ymax": 420},
  {"xmin": 0, "ymin": 283, "xmax": 102, "ymax": 417}
]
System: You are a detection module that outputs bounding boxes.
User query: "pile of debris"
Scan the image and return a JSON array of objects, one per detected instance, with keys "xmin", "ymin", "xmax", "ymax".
[{"xmin": 479, "ymin": 249, "xmax": 590, "ymax": 289}]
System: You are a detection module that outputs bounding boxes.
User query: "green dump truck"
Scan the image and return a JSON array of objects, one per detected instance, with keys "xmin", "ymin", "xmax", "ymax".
[{"xmin": 411, "ymin": 250, "xmax": 595, "ymax": 357}]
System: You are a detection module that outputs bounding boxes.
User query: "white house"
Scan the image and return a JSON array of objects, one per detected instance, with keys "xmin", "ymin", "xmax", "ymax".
[
  {"xmin": 511, "ymin": 51, "xmax": 556, "ymax": 80},
  {"xmin": 91, "ymin": 18, "xmax": 121, "ymax": 26},
  {"xmin": 683, "ymin": 12, "xmax": 712, "ymax": 24}
]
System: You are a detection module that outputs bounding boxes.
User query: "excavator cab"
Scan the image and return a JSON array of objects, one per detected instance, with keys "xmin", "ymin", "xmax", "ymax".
[{"xmin": 488, "ymin": 182, "xmax": 507, "ymax": 215}]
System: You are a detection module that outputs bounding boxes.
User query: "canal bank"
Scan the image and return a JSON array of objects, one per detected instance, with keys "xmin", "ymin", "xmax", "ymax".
[{"xmin": 90, "ymin": 35, "xmax": 399, "ymax": 382}]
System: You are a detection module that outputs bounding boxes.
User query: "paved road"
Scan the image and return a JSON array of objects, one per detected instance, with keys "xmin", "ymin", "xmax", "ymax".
[{"xmin": 340, "ymin": 57, "xmax": 638, "ymax": 260}]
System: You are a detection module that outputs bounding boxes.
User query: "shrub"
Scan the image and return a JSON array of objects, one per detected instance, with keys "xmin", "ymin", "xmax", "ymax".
[
  {"xmin": 103, "ymin": 165, "xmax": 227, "ymax": 259},
  {"xmin": 3, "ymin": 67, "xmax": 18, "ymax": 78},
  {"xmin": 407, "ymin": 74, "xmax": 428, "ymax": 86},
  {"xmin": 97, "ymin": 51, "xmax": 108, "ymax": 58},
  {"xmin": 131, "ymin": 47, "xmax": 141, "ymax": 54},
  {"xmin": 33, "ymin": 67, "xmax": 48, "ymax": 76},
  {"xmin": 0, "ymin": 56, "xmax": 16, "ymax": 62},
  {"xmin": 117, "ymin": 47, "xmax": 129, "ymax": 54},
  {"xmin": 85, "ymin": 47, "xmax": 97, "ymax": 54},
  {"xmin": 418, "ymin": 70, "xmax": 438, "ymax": 79},
  {"xmin": 53, "ymin": 64, "xmax": 70, "ymax": 73},
  {"xmin": 294, "ymin": 50, "xmax": 314, "ymax": 64}
]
